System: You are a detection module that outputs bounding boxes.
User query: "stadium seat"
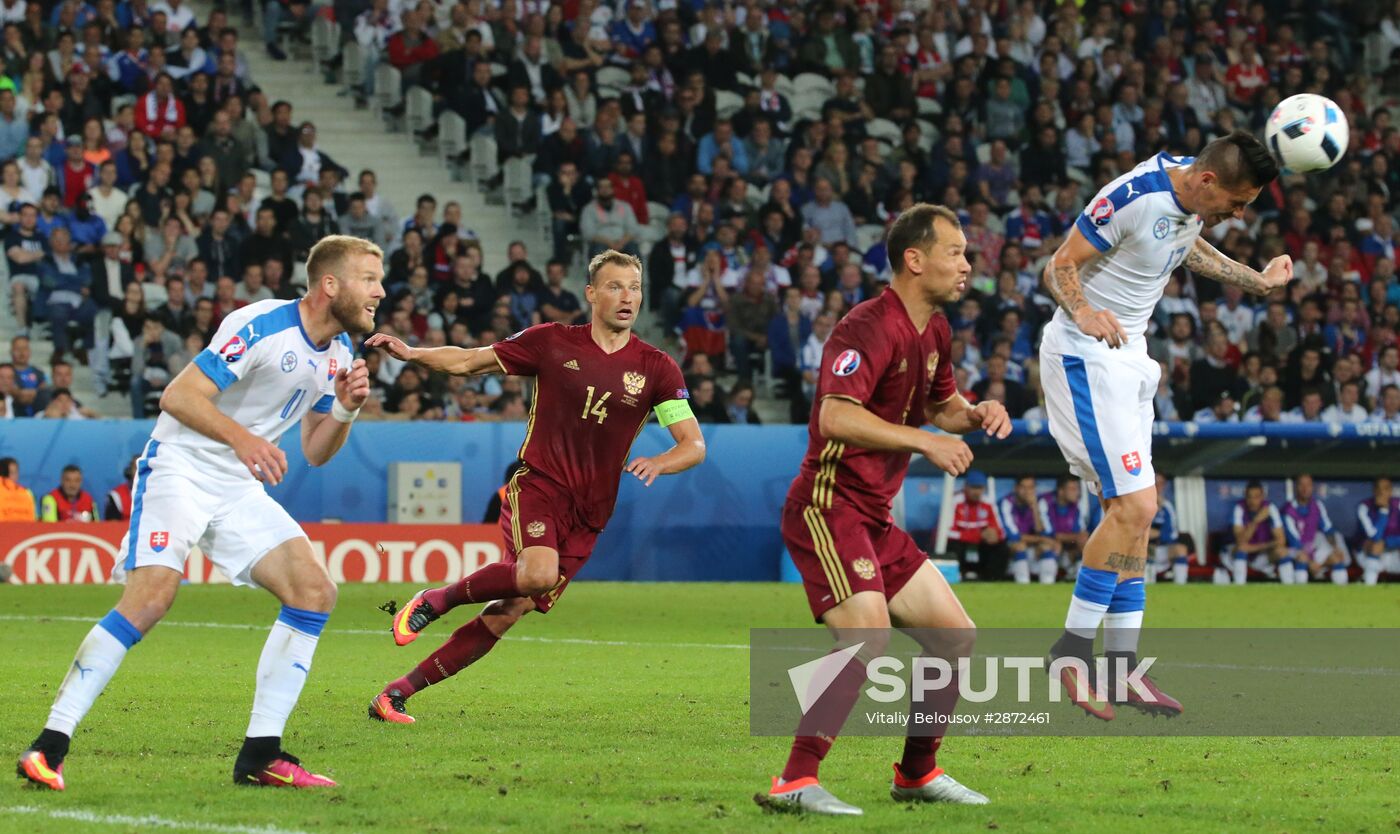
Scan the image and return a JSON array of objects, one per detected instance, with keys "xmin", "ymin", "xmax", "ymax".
[
  {"xmin": 502, "ymin": 154, "xmax": 536, "ymax": 211},
  {"xmin": 914, "ymin": 118, "xmax": 937, "ymax": 152},
  {"xmin": 469, "ymin": 133, "xmax": 500, "ymax": 189},
  {"xmin": 310, "ymin": 16, "xmax": 340, "ymax": 70},
  {"xmin": 865, "ymin": 118, "xmax": 900, "ymax": 143},
  {"xmin": 341, "ymin": 40, "xmax": 364, "ymax": 90},
  {"xmin": 597, "ymin": 66, "xmax": 630, "ymax": 90},
  {"xmin": 791, "ymin": 91, "xmax": 826, "ymax": 122},
  {"xmin": 856, "ymin": 224, "xmax": 885, "ymax": 254},
  {"xmin": 647, "ymin": 201, "xmax": 671, "ymax": 226},
  {"xmin": 374, "ymin": 64, "xmax": 403, "ymax": 126},
  {"xmin": 917, "ymin": 97, "xmax": 942, "ymax": 117},
  {"xmin": 745, "ymin": 182, "xmax": 767, "ymax": 208},
  {"xmin": 793, "ymin": 72, "xmax": 835, "ymax": 98},
  {"xmin": 437, "ymin": 111, "xmax": 467, "ymax": 179},
  {"xmin": 405, "ymin": 86, "xmax": 435, "ymax": 140},
  {"xmin": 773, "ymin": 74, "xmax": 796, "ymax": 97},
  {"xmin": 489, "ymin": 62, "xmax": 508, "ymax": 78},
  {"xmin": 715, "ymin": 89, "xmax": 743, "ymax": 120},
  {"xmin": 735, "ymin": 71, "xmax": 754, "ymax": 89}
]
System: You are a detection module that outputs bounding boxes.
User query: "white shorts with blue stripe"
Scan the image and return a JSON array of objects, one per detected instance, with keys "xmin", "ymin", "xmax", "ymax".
[
  {"xmin": 1039, "ymin": 320, "xmax": 1159, "ymax": 500},
  {"xmin": 111, "ymin": 439, "xmax": 306, "ymax": 587}
]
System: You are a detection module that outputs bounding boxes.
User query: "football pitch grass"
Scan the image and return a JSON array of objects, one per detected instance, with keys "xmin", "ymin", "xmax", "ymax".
[{"xmin": 2, "ymin": 582, "xmax": 1397, "ymax": 834}]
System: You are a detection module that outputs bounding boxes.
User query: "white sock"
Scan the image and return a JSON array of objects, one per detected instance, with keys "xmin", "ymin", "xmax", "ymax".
[
  {"xmin": 1039, "ymin": 555, "xmax": 1058, "ymax": 584},
  {"xmin": 1012, "ymin": 555, "xmax": 1030, "ymax": 584},
  {"xmin": 1363, "ymin": 557, "xmax": 1381, "ymax": 586},
  {"xmin": 1064, "ymin": 567, "xmax": 1117, "ymax": 638},
  {"xmin": 46, "ymin": 610, "xmax": 142, "ymax": 736},
  {"xmin": 1172, "ymin": 559, "xmax": 1188, "ymax": 584},
  {"xmin": 1279, "ymin": 559, "xmax": 1295, "ymax": 585},
  {"xmin": 1295, "ymin": 565, "xmax": 1309, "ymax": 584},
  {"xmin": 1233, "ymin": 556, "xmax": 1248, "ymax": 585},
  {"xmin": 1333, "ymin": 564, "xmax": 1349, "ymax": 585},
  {"xmin": 246, "ymin": 607, "xmax": 328, "ymax": 738}
]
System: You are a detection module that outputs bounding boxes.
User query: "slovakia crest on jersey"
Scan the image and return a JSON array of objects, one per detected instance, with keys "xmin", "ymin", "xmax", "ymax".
[
  {"xmin": 832, "ymin": 349, "xmax": 861, "ymax": 377},
  {"xmin": 149, "ymin": 531, "xmax": 169, "ymax": 552},
  {"xmin": 220, "ymin": 335, "xmax": 247, "ymax": 363},
  {"xmin": 326, "ymin": 357, "xmax": 338, "ymax": 381},
  {"xmin": 1121, "ymin": 451, "xmax": 1143, "ymax": 476},
  {"xmin": 1090, "ymin": 197, "xmax": 1114, "ymax": 227}
]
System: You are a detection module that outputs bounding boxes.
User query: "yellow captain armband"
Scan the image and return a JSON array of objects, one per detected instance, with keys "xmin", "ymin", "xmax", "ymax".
[{"xmin": 653, "ymin": 398, "xmax": 694, "ymax": 427}]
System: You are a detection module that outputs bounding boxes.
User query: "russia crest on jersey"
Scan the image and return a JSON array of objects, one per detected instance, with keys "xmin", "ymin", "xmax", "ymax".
[
  {"xmin": 149, "ymin": 531, "xmax": 169, "ymax": 553},
  {"xmin": 1121, "ymin": 451, "xmax": 1143, "ymax": 476},
  {"xmin": 1090, "ymin": 197, "xmax": 1114, "ymax": 226},
  {"xmin": 832, "ymin": 349, "xmax": 861, "ymax": 377},
  {"xmin": 220, "ymin": 335, "xmax": 247, "ymax": 363}
]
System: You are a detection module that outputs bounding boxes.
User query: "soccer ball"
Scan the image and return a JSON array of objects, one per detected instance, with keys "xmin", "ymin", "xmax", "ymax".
[{"xmin": 1264, "ymin": 94, "xmax": 1349, "ymax": 173}]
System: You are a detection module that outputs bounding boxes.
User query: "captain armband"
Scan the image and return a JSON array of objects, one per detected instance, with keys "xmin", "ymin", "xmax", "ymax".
[{"xmin": 653, "ymin": 399, "xmax": 694, "ymax": 427}]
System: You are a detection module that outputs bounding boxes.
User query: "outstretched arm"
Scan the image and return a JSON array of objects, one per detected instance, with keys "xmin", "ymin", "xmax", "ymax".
[
  {"xmin": 364, "ymin": 332, "xmax": 504, "ymax": 376},
  {"xmin": 1043, "ymin": 225, "xmax": 1129, "ymax": 348},
  {"xmin": 1183, "ymin": 236, "xmax": 1292, "ymax": 295},
  {"xmin": 924, "ymin": 392, "xmax": 1012, "ymax": 439},
  {"xmin": 819, "ymin": 397, "xmax": 974, "ymax": 476}
]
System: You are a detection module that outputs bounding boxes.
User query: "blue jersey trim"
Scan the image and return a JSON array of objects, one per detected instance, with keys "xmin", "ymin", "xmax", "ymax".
[
  {"xmin": 1074, "ymin": 214, "xmax": 1112, "ymax": 252},
  {"xmin": 1062, "ymin": 355, "xmax": 1118, "ymax": 498},
  {"xmin": 249, "ymin": 300, "xmax": 330, "ymax": 353},
  {"xmin": 1155, "ymin": 153, "xmax": 1191, "ymax": 214},
  {"xmin": 124, "ymin": 439, "xmax": 159, "ymax": 570},
  {"xmin": 193, "ymin": 349, "xmax": 237, "ymax": 390},
  {"xmin": 312, "ymin": 394, "xmax": 334, "ymax": 413}
]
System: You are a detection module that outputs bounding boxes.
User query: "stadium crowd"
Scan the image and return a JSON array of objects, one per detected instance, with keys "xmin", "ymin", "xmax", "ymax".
[{"xmin": 1, "ymin": 0, "xmax": 1400, "ymax": 429}]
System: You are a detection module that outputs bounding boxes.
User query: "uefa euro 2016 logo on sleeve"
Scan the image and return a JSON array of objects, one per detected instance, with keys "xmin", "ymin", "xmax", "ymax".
[
  {"xmin": 1153, "ymin": 217, "xmax": 1170, "ymax": 239},
  {"xmin": 832, "ymin": 349, "xmax": 861, "ymax": 377},
  {"xmin": 281, "ymin": 351, "xmax": 298, "ymax": 373},
  {"xmin": 220, "ymin": 335, "xmax": 247, "ymax": 363},
  {"xmin": 1090, "ymin": 197, "xmax": 1114, "ymax": 226}
]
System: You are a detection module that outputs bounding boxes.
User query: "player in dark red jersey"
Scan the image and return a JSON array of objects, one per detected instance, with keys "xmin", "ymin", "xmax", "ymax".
[
  {"xmin": 361, "ymin": 251, "xmax": 705, "ymax": 723},
  {"xmin": 758, "ymin": 205, "xmax": 1011, "ymax": 816}
]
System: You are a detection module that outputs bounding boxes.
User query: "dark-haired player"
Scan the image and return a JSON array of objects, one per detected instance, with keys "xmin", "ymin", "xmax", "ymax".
[
  {"xmin": 363, "ymin": 250, "xmax": 705, "ymax": 723},
  {"xmin": 759, "ymin": 204, "xmax": 1011, "ymax": 816},
  {"xmin": 1039, "ymin": 130, "xmax": 1291, "ymax": 719}
]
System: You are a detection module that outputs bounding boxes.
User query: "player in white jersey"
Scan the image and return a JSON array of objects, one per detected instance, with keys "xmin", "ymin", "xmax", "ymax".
[
  {"xmin": 1038, "ymin": 131, "xmax": 1291, "ymax": 720},
  {"xmin": 18, "ymin": 236, "xmax": 385, "ymax": 792}
]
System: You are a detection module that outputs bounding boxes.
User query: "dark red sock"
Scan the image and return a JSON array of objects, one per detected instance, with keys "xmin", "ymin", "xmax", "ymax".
[
  {"xmin": 901, "ymin": 669, "xmax": 959, "ymax": 780},
  {"xmin": 424, "ymin": 562, "xmax": 519, "ymax": 613},
  {"xmin": 780, "ymin": 651, "xmax": 868, "ymax": 783},
  {"xmin": 417, "ymin": 617, "xmax": 500, "ymax": 685}
]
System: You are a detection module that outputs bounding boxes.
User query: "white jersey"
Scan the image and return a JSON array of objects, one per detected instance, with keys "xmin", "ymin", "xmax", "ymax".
[
  {"xmin": 1054, "ymin": 151, "xmax": 1204, "ymax": 342},
  {"xmin": 152, "ymin": 299, "xmax": 355, "ymax": 479}
]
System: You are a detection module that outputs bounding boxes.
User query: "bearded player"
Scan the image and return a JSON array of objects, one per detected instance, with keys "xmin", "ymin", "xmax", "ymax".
[
  {"xmin": 1039, "ymin": 131, "xmax": 1290, "ymax": 719},
  {"xmin": 364, "ymin": 250, "xmax": 705, "ymax": 723},
  {"xmin": 18, "ymin": 236, "xmax": 384, "ymax": 791},
  {"xmin": 758, "ymin": 204, "xmax": 1011, "ymax": 816}
]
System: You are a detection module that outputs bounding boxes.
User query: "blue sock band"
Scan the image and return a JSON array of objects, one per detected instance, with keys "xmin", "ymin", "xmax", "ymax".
[
  {"xmin": 98, "ymin": 609, "xmax": 142, "ymax": 649},
  {"xmin": 1234, "ymin": 554, "xmax": 1247, "ymax": 562},
  {"xmin": 1013, "ymin": 552, "xmax": 1028, "ymax": 562},
  {"xmin": 1173, "ymin": 557, "xmax": 1187, "ymax": 565},
  {"xmin": 1072, "ymin": 566, "xmax": 1118, "ymax": 606},
  {"xmin": 1106, "ymin": 577, "xmax": 1146, "ymax": 613},
  {"xmin": 277, "ymin": 605, "xmax": 330, "ymax": 637},
  {"xmin": 1333, "ymin": 563, "xmax": 1347, "ymax": 572}
]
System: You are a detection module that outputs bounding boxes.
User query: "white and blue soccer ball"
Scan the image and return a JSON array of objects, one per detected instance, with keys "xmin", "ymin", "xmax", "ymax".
[{"xmin": 1265, "ymin": 94, "xmax": 1349, "ymax": 173}]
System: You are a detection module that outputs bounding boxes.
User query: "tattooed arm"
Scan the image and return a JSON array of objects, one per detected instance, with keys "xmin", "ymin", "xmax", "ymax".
[
  {"xmin": 1043, "ymin": 225, "xmax": 1130, "ymax": 348},
  {"xmin": 1183, "ymin": 236, "xmax": 1292, "ymax": 295}
]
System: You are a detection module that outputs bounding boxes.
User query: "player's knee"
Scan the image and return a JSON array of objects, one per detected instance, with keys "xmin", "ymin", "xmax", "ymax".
[
  {"xmin": 1111, "ymin": 489, "xmax": 1158, "ymax": 531},
  {"xmin": 306, "ymin": 578, "xmax": 338, "ymax": 612},
  {"xmin": 514, "ymin": 562, "xmax": 559, "ymax": 596}
]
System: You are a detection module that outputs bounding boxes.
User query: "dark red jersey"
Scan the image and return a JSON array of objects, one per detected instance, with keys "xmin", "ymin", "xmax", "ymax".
[
  {"xmin": 492, "ymin": 323, "xmax": 687, "ymax": 529},
  {"xmin": 786, "ymin": 289, "xmax": 956, "ymax": 521}
]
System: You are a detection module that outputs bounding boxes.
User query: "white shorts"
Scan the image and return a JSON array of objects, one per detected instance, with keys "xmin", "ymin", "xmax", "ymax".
[
  {"xmin": 1040, "ymin": 323, "xmax": 1159, "ymax": 499},
  {"xmin": 111, "ymin": 439, "xmax": 305, "ymax": 587}
]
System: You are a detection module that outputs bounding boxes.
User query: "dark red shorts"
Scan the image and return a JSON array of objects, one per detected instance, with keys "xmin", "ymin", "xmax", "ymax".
[
  {"xmin": 498, "ymin": 467, "xmax": 599, "ymax": 613},
  {"xmin": 781, "ymin": 499, "xmax": 928, "ymax": 622}
]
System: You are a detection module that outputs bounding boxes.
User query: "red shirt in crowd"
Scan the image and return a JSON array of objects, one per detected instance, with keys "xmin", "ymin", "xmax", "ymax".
[{"xmin": 948, "ymin": 493, "xmax": 1004, "ymax": 545}]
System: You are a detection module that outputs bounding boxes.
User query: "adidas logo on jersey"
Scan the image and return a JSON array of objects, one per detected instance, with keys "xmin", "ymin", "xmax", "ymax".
[{"xmin": 564, "ymin": 359, "xmax": 580, "ymax": 370}]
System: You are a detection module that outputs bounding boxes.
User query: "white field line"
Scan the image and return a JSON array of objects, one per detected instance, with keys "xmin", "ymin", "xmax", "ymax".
[
  {"xmin": 3, "ymin": 614, "xmax": 1395, "ymax": 675},
  {"xmin": 0, "ymin": 805, "xmax": 313, "ymax": 834}
]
